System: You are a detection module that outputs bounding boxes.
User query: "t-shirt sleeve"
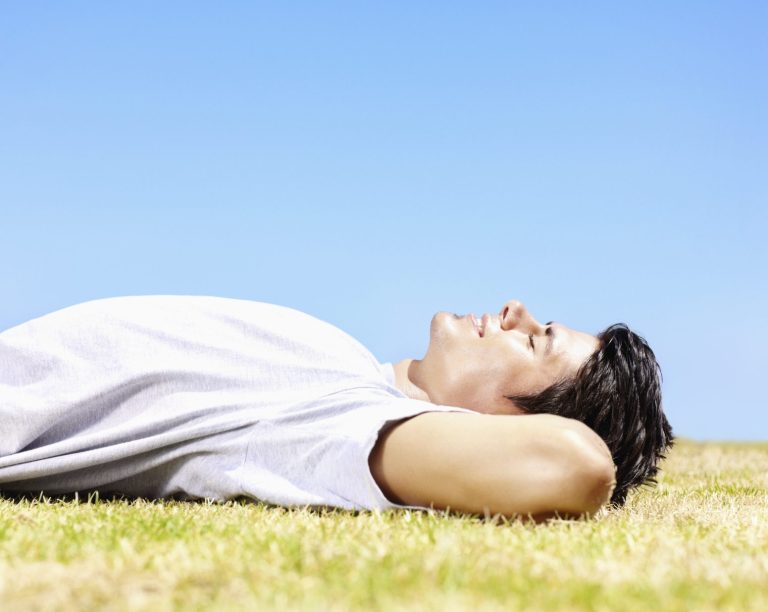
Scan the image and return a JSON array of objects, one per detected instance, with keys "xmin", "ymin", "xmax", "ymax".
[{"xmin": 236, "ymin": 389, "xmax": 475, "ymax": 511}]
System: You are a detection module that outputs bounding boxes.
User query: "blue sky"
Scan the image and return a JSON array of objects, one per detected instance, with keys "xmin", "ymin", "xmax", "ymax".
[{"xmin": 1, "ymin": 2, "xmax": 765, "ymax": 440}]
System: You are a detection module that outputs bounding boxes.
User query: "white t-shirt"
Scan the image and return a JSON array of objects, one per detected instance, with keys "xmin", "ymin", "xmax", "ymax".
[{"xmin": 0, "ymin": 296, "xmax": 472, "ymax": 510}]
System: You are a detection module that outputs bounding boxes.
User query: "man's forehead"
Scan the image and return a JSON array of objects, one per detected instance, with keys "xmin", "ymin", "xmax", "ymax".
[{"xmin": 554, "ymin": 325, "xmax": 599, "ymax": 360}]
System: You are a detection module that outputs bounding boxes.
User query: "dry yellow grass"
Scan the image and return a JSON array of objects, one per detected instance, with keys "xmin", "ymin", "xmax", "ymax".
[{"xmin": 1, "ymin": 438, "xmax": 766, "ymax": 611}]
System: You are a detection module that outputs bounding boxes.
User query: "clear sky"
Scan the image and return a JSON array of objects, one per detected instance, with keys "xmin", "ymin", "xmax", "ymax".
[{"xmin": 1, "ymin": 2, "xmax": 765, "ymax": 441}]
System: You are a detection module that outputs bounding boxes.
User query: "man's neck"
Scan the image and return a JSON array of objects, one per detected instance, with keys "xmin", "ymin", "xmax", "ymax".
[{"xmin": 392, "ymin": 359, "xmax": 431, "ymax": 403}]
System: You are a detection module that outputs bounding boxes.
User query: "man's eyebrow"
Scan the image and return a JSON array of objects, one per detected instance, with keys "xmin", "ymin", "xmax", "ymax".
[{"xmin": 545, "ymin": 325, "xmax": 555, "ymax": 356}]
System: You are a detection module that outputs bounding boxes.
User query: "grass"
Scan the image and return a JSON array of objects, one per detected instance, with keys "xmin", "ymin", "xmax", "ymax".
[{"xmin": 1, "ymin": 439, "xmax": 767, "ymax": 611}]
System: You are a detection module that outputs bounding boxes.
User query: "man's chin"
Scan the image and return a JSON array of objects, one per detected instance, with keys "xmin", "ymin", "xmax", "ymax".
[
  {"xmin": 430, "ymin": 311, "xmax": 458, "ymax": 338},
  {"xmin": 423, "ymin": 312, "xmax": 463, "ymax": 362}
]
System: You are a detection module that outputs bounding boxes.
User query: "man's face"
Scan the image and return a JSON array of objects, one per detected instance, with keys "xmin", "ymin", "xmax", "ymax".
[{"xmin": 413, "ymin": 299, "xmax": 599, "ymax": 414}]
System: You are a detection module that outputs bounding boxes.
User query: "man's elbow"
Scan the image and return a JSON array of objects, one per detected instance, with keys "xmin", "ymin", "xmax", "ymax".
[
  {"xmin": 551, "ymin": 428, "xmax": 616, "ymax": 517},
  {"xmin": 573, "ymin": 447, "xmax": 617, "ymax": 515}
]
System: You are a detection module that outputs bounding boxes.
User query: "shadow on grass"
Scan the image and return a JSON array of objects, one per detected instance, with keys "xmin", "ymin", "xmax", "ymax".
[{"xmin": 0, "ymin": 489, "xmax": 596, "ymax": 528}]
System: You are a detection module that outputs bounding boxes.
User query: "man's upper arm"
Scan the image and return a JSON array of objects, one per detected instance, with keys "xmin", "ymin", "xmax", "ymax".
[{"xmin": 369, "ymin": 411, "xmax": 616, "ymax": 519}]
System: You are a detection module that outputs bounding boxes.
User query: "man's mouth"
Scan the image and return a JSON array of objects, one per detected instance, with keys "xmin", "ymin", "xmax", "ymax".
[{"xmin": 469, "ymin": 314, "xmax": 483, "ymax": 337}]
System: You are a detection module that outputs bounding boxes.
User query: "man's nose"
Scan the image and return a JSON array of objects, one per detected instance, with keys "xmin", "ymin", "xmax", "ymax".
[{"xmin": 499, "ymin": 299, "xmax": 543, "ymax": 333}]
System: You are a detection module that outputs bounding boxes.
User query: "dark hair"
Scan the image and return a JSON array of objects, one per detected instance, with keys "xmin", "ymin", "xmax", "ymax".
[{"xmin": 507, "ymin": 323, "xmax": 674, "ymax": 506}]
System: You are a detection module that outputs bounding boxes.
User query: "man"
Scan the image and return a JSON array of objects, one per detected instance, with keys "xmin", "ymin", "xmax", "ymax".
[{"xmin": 0, "ymin": 295, "xmax": 673, "ymax": 521}]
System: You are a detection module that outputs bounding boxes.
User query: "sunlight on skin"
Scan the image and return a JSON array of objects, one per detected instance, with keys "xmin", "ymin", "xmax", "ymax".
[{"xmin": 392, "ymin": 299, "xmax": 599, "ymax": 414}]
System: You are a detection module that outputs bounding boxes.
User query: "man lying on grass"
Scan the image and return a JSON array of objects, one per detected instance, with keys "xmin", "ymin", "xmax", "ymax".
[{"xmin": 0, "ymin": 296, "xmax": 673, "ymax": 521}]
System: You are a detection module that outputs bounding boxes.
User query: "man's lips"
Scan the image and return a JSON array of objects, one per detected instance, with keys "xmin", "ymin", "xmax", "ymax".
[{"xmin": 465, "ymin": 313, "xmax": 484, "ymax": 337}]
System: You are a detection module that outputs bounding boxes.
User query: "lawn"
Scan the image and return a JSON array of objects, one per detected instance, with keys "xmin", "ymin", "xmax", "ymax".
[{"xmin": 1, "ymin": 439, "xmax": 766, "ymax": 611}]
